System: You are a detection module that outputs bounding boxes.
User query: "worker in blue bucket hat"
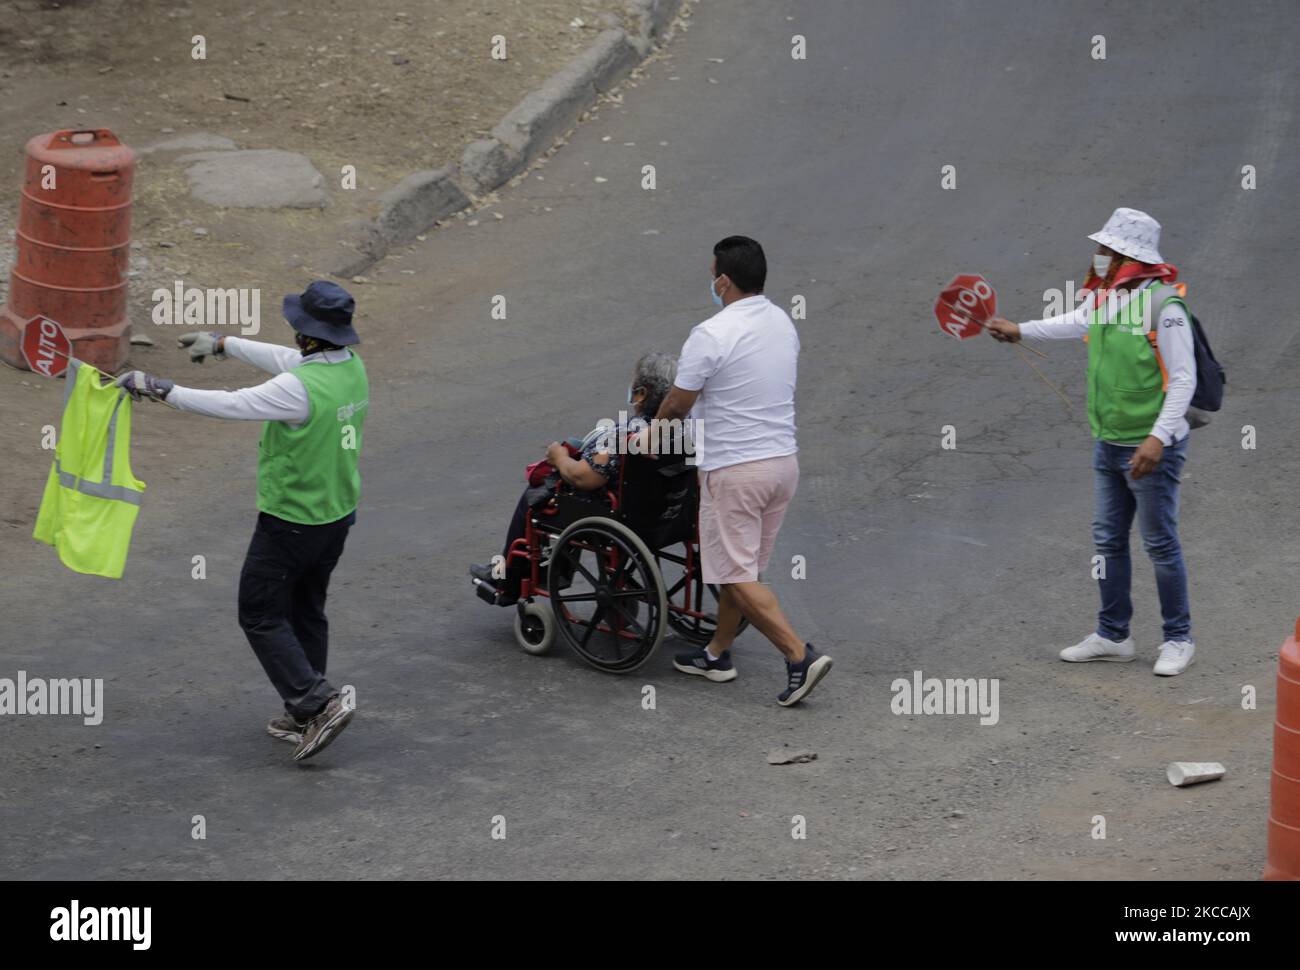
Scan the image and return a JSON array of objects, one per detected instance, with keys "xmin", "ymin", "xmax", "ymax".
[{"xmin": 116, "ymin": 281, "xmax": 369, "ymax": 762}]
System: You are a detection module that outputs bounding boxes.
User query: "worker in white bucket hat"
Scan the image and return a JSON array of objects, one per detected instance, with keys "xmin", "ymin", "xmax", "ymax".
[{"xmin": 985, "ymin": 208, "xmax": 1199, "ymax": 677}]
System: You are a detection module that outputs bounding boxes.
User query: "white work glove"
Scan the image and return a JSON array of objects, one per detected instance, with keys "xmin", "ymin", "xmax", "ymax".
[
  {"xmin": 177, "ymin": 331, "xmax": 226, "ymax": 364},
  {"xmin": 114, "ymin": 371, "xmax": 175, "ymax": 402}
]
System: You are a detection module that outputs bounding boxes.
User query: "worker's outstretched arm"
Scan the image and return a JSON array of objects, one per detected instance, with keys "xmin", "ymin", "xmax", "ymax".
[
  {"xmin": 167, "ymin": 372, "xmax": 309, "ymax": 424},
  {"xmin": 988, "ymin": 298, "xmax": 1091, "ymax": 343},
  {"xmin": 221, "ymin": 336, "xmax": 303, "ymax": 374}
]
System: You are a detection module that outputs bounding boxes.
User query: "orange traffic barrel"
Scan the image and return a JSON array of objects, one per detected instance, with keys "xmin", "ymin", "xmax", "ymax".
[
  {"xmin": 1265, "ymin": 617, "xmax": 1300, "ymax": 879},
  {"xmin": 0, "ymin": 128, "xmax": 135, "ymax": 373}
]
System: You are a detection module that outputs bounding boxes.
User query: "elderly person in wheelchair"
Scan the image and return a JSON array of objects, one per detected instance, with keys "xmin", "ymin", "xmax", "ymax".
[{"xmin": 470, "ymin": 351, "xmax": 678, "ymax": 607}]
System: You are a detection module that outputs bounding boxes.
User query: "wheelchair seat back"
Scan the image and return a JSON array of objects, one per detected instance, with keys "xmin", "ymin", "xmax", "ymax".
[{"xmin": 618, "ymin": 452, "xmax": 697, "ymax": 550}]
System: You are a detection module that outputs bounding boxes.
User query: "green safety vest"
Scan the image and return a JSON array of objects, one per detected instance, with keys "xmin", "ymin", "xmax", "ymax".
[
  {"xmin": 34, "ymin": 359, "xmax": 146, "ymax": 579},
  {"xmin": 1086, "ymin": 284, "xmax": 1187, "ymax": 445},
  {"xmin": 257, "ymin": 351, "xmax": 368, "ymax": 525}
]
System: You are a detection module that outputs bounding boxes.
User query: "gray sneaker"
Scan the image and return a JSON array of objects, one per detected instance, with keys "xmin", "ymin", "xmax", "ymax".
[
  {"xmin": 267, "ymin": 713, "xmax": 307, "ymax": 744},
  {"xmin": 293, "ymin": 694, "xmax": 355, "ymax": 762}
]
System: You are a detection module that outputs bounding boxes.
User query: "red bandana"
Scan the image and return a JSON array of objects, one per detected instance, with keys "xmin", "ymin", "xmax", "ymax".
[{"xmin": 1081, "ymin": 259, "xmax": 1179, "ymax": 298}]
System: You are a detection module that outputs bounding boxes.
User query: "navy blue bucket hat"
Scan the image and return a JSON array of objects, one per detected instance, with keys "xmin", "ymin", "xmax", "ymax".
[{"xmin": 282, "ymin": 280, "xmax": 360, "ymax": 346}]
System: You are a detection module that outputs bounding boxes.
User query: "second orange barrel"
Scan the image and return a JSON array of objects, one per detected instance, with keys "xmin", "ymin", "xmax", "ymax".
[{"xmin": 1265, "ymin": 618, "xmax": 1300, "ymax": 879}]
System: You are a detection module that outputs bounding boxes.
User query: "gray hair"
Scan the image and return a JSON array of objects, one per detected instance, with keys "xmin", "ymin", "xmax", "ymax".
[{"xmin": 632, "ymin": 351, "xmax": 677, "ymax": 418}]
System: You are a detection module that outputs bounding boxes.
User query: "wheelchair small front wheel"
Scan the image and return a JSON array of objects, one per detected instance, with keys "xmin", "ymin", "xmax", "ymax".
[{"xmin": 514, "ymin": 600, "xmax": 555, "ymax": 656}]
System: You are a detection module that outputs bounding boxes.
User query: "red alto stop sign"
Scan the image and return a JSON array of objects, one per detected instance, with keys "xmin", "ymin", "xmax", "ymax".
[
  {"xmin": 21, "ymin": 315, "xmax": 71, "ymax": 378},
  {"xmin": 934, "ymin": 274, "xmax": 998, "ymax": 340}
]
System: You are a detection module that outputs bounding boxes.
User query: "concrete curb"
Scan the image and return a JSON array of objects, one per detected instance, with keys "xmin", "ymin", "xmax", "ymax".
[
  {"xmin": 459, "ymin": 28, "xmax": 641, "ymax": 196},
  {"xmin": 333, "ymin": 168, "xmax": 470, "ymax": 279},
  {"xmin": 329, "ymin": 0, "xmax": 684, "ymax": 279},
  {"xmin": 631, "ymin": 0, "xmax": 684, "ymax": 44}
]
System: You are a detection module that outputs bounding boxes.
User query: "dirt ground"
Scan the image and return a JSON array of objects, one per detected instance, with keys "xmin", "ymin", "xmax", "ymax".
[
  {"xmin": 0, "ymin": 0, "xmax": 635, "ymax": 180},
  {"xmin": 0, "ymin": 0, "xmax": 638, "ymax": 323}
]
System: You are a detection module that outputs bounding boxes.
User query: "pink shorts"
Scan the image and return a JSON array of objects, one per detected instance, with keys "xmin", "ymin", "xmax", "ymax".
[{"xmin": 698, "ymin": 454, "xmax": 799, "ymax": 585}]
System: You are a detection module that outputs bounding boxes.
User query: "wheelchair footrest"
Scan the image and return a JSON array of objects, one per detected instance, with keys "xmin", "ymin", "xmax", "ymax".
[{"xmin": 472, "ymin": 576, "xmax": 502, "ymax": 605}]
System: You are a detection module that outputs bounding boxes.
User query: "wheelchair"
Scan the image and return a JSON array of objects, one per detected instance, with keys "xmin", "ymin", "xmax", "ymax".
[{"xmin": 473, "ymin": 441, "xmax": 745, "ymax": 673}]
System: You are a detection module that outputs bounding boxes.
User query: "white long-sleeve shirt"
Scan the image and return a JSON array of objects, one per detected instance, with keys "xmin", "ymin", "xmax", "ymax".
[
  {"xmin": 1018, "ymin": 280, "xmax": 1196, "ymax": 445},
  {"xmin": 167, "ymin": 337, "xmax": 353, "ymax": 427}
]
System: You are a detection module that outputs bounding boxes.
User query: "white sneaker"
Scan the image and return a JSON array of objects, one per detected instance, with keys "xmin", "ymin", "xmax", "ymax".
[
  {"xmin": 1153, "ymin": 640, "xmax": 1195, "ymax": 676},
  {"xmin": 1059, "ymin": 632, "xmax": 1136, "ymax": 663}
]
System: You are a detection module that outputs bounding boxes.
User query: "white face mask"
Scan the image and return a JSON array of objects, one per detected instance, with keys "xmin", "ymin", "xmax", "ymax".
[{"xmin": 1093, "ymin": 254, "xmax": 1113, "ymax": 278}]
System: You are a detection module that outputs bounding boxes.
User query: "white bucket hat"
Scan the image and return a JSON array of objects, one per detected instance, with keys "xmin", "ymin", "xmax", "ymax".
[{"xmin": 1087, "ymin": 207, "xmax": 1163, "ymax": 264}]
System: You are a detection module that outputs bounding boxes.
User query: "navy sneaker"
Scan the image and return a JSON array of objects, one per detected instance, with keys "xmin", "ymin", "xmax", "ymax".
[
  {"xmin": 778, "ymin": 644, "xmax": 833, "ymax": 706},
  {"xmin": 673, "ymin": 647, "xmax": 737, "ymax": 683}
]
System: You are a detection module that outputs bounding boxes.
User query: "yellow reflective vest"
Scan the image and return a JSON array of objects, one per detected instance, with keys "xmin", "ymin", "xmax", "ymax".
[{"xmin": 34, "ymin": 359, "xmax": 146, "ymax": 579}]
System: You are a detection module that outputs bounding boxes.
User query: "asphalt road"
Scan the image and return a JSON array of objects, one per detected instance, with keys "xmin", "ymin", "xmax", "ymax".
[{"xmin": 3, "ymin": 0, "xmax": 1298, "ymax": 879}]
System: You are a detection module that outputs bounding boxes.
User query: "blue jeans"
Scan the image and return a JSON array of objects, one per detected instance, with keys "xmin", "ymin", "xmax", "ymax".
[{"xmin": 1092, "ymin": 436, "xmax": 1191, "ymax": 642}]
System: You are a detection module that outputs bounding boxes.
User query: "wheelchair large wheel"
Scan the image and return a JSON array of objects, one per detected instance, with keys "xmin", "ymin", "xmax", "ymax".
[
  {"xmin": 549, "ymin": 516, "xmax": 667, "ymax": 673},
  {"xmin": 656, "ymin": 541, "xmax": 749, "ymax": 646}
]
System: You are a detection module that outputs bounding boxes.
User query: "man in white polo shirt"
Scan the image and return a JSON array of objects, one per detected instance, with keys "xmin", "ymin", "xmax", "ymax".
[{"xmin": 656, "ymin": 236, "xmax": 832, "ymax": 706}]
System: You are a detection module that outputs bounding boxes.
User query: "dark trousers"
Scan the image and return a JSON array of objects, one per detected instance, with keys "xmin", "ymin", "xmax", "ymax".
[
  {"xmin": 501, "ymin": 491, "xmax": 532, "ymax": 598},
  {"xmin": 501, "ymin": 488, "xmax": 587, "ymax": 598},
  {"xmin": 239, "ymin": 510, "xmax": 353, "ymax": 721}
]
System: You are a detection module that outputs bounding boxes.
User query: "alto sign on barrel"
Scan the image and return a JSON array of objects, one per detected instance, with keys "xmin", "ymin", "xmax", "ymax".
[{"xmin": 21, "ymin": 315, "xmax": 71, "ymax": 378}]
